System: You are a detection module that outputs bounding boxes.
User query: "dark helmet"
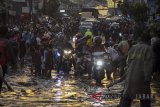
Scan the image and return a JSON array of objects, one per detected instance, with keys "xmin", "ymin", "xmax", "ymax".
[
  {"xmin": 86, "ymin": 35, "xmax": 91, "ymax": 39},
  {"xmin": 94, "ymin": 36, "xmax": 102, "ymax": 45},
  {"xmin": 76, "ymin": 32, "xmax": 82, "ymax": 39}
]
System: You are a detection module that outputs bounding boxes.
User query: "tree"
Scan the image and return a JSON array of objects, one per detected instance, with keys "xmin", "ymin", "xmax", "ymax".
[
  {"xmin": 157, "ymin": 0, "xmax": 160, "ymax": 14},
  {"xmin": 119, "ymin": 2, "xmax": 149, "ymax": 39},
  {"xmin": 42, "ymin": 0, "xmax": 60, "ymax": 18},
  {"xmin": 120, "ymin": 2, "xmax": 148, "ymax": 23},
  {"xmin": 130, "ymin": 3, "xmax": 148, "ymax": 23},
  {"xmin": 119, "ymin": 1, "xmax": 131, "ymax": 16}
]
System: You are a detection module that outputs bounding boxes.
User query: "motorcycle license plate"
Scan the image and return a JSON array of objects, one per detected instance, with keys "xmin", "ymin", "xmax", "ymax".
[{"xmin": 65, "ymin": 61, "xmax": 70, "ymax": 63}]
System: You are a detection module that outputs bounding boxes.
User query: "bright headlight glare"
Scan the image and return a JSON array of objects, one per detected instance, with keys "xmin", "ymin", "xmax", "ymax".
[
  {"xmin": 64, "ymin": 50, "xmax": 68, "ymax": 54},
  {"xmin": 73, "ymin": 37, "xmax": 76, "ymax": 42},
  {"xmin": 64, "ymin": 50, "xmax": 71, "ymax": 54},
  {"xmin": 119, "ymin": 33, "xmax": 122, "ymax": 37},
  {"xmin": 57, "ymin": 52, "xmax": 61, "ymax": 56},
  {"xmin": 68, "ymin": 50, "xmax": 71, "ymax": 54},
  {"xmin": 96, "ymin": 60, "xmax": 103, "ymax": 66}
]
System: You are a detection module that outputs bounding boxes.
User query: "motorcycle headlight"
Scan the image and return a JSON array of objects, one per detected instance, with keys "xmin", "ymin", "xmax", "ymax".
[
  {"xmin": 68, "ymin": 50, "xmax": 72, "ymax": 54},
  {"xmin": 64, "ymin": 50, "xmax": 72, "ymax": 54},
  {"xmin": 64, "ymin": 50, "xmax": 68, "ymax": 54},
  {"xmin": 96, "ymin": 60, "xmax": 103, "ymax": 66},
  {"xmin": 73, "ymin": 37, "xmax": 76, "ymax": 42},
  {"xmin": 57, "ymin": 52, "xmax": 61, "ymax": 57},
  {"xmin": 119, "ymin": 33, "xmax": 122, "ymax": 37}
]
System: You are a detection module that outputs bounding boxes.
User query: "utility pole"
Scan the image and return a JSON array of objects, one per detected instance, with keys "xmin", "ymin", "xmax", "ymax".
[
  {"xmin": 28, "ymin": 0, "xmax": 33, "ymax": 23},
  {"xmin": 5, "ymin": 0, "xmax": 9, "ymax": 25},
  {"xmin": 0, "ymin": 0, "xmax": 9, "ymax": 25},
  {"xmin": 113, "ymin": 0, "xmax": 116, "ymax": 16},
  {"xmin": 28, "ymin": 0, "xmax": 34, "ymax": 31}
]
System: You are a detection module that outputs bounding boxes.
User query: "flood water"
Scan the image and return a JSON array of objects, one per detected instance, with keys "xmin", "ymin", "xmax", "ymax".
[{"xmin": 0, "ymin": 63, "xmax": 160, "ymax": 107}]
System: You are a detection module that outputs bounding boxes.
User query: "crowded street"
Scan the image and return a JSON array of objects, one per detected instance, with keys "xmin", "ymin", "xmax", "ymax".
[{"xmin": 0, "ymin": 0, "xmax": 160, "ymax": 107}]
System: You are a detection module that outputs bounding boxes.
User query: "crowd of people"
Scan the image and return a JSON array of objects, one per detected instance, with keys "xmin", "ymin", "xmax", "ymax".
[{"xmin": 0, "ymin": 15, "xmax": 159, "ymax": 107}]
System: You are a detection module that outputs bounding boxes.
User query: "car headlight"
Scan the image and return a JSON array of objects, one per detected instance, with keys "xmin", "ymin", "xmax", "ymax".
[{"xmin": 96, "ymin": 60, "xmax": 103, "ymax": 66}]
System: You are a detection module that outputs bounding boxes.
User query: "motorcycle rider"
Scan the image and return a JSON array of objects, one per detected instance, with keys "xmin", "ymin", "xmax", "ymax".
[
  {"xmin": 84, "ymin": 29, "xmax": 93, "ymax": 49},
  {"xmin": 60, "ymin": 41, "xmax": 75, "ymax": 74},
  {"xmin": 91, "ymin": 36, "xmax": 107, "ymax": 82},
  {"xmin": 105, "ymin": 42, "xmax": 120, "ymax": 80},
  {"xmin": 118, "ymin": 35, "xmax": 129, "ymax": 77},
  {"xmin": 91, "ymin": 36, "xmax": 106, "ymax": 52},
  {"xmin": 75, "ymin": 32, "xmax": 82, "ymax": 48},
  {"xmin": 75, "ymin": 32, "xmax": 83, "ymax": 54},
  {"xmin": 74, "ymin": 34, "xmax": 92, "ymax": 76}
]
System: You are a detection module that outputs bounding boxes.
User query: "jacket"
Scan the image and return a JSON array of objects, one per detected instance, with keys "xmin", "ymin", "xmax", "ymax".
[
  {"xmin": 0, "ymin": 38, "xmax": 16, "ymax": 65},
  {"xmin": 123, "ymin": 42, "xmax": 154, "ymax": 99},
  {"xmin": 85, "ymin": 31, "xmax": 93, "ymax": 47}
]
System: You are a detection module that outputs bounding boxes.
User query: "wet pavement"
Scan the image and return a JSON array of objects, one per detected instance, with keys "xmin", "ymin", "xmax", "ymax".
[{"xmin": 0, "ymin": 64, "xmax": 160, "ymax": 107}]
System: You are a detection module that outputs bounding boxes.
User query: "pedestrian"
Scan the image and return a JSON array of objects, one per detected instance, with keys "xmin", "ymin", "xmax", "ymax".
[
  {"xmin": 0, "ymin": 52, "xmax": 13, "ymax": 93},
  {"xmin": 119, "ymin": 30, "xmax": 154, "ymax": 107},
  {"xmin": 0, "ymin": 26, "xmax": 16, "ymax": 74},
  {"xmin": 30, "ymin": 33, "xmax": 37, "ymax": 75},
  {"xmin": 19, "ymin": 35, "xmax": 26, "ymax": 67},
  {"xmin": 151, "ymin": 29, "xmax": 160, "ymax": 81},
  {"xmin": 34, "ymin": 45, "xmax": 42, "ymax": 77},
  {"xmin": 22, "ymin": 29, "xmax": 31, "ymax": 56},
  {"xmin": 10, "ymin": 30, "xmax": 20, "ymax": 64},
  {"xmin": 43, "ymin": 45, "xmax": 53, "ymax": 78},
  {"xmin": 0, "ymin": 26, "xmax": 16, "ymax": 93},
  {"xmin": 118, "ymin": 35, "xmax": 129, "ymax": 77}
]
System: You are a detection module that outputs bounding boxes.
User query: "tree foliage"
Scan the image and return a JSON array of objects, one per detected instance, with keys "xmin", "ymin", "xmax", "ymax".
[
  {"xmin": 42, "ymin": 0, "xmax": 60, "ymax": 18},
  {"xmin": 119, "ymin": 1, "xmax": 130, "ymax": 16},
  {"xmin": 120, "ymin": 2, "xmax": 148, "ymax": 23},
  {"xmin": 157, "ymin": 0, "xmax": 160, "ymax": 14},
  {"xmin": 130, "ymin": 3, "xmax": 148, "ymax": 23}
]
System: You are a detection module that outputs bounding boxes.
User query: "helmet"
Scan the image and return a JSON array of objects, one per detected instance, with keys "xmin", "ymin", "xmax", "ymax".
[
  {"xmin": 76, "ymin": 32, "xmax": 82, "ymax": 37},
  {"xmin": 13, "ymin": 26, "xmax": 19, "ymax": 32},
  {"xmin": 87, "ymin": 29, "xmax": 90, "ymax": 31},
  {"xmin": 94, "ymin": 36, "xmax": 102, "ymax": 45}
]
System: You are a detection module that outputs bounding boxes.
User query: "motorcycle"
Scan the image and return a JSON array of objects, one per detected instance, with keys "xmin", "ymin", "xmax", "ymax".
[
  {"xmin": 54, "ymin": 48, "xmax": 62, "ymax": 73},
  {"xmin": 62, "ymin": 49, "xmax": 73, "ymax": 74},
  {"xmin": 75, "ymin": 52, "xmax": 92, "ymax": 76},
  {"xmin": 74, "ymin": 36, "xmax": 92, "ymax": 77},
  {"xmin": 92, "ymin": 52, "xmax": 110, "ymax": 84}
]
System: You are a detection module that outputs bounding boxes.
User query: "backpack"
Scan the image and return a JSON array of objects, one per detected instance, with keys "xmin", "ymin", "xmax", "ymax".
[{"xmin": 0, "ymin": 40, "xmax": 9, "ymax": 65}]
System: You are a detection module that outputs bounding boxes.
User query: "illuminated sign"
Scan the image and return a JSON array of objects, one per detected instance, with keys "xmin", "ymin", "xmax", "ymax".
[{"xmin": 107, "ymin": 0, "xmax": 123, "ymax": 8}]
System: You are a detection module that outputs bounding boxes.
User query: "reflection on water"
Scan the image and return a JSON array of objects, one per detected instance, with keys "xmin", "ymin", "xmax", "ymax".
[
  {"xmin": 0, "ymin": 67, "xmax": 159, "ymax": 107},
  {"xmin": 56, "ymin": 79, "xmax": 62, "ymax": 87}
]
